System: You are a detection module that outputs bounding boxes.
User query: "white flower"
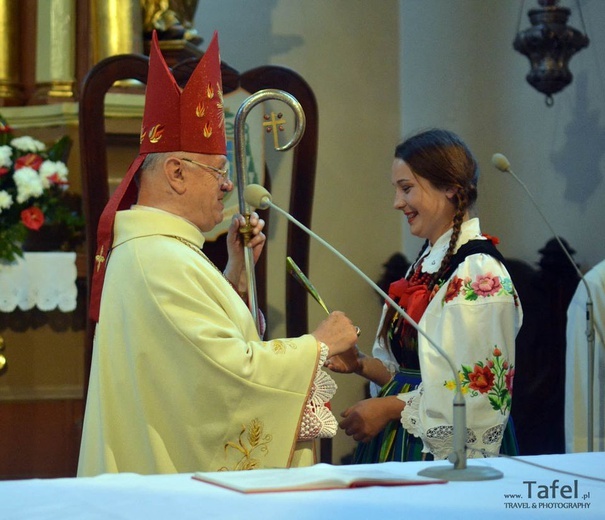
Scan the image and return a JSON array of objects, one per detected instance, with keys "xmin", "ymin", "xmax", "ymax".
[
  {"xmin": 0, "ymin": 145, "xmax": 12, "ymax": 168},
  {"xmin": 0, "ymin": 190, "xmax": 13, "ymax": 213},
  {"xmin": 13, "ymin": 166, "xmax": 44, "ymax": 203},
  {"xmin": 39, "ymin": 160, "xmax": 69, "ymax": 188},
  {"xmin": 10, "ymin": 136, "xmax": 46, "ymax": 153}
]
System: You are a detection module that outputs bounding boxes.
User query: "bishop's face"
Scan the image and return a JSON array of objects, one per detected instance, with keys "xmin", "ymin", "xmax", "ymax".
[
  {"xmin": 391, "ymin": 158, "xmax": 457, "ymax": 245},
  {"xmin": 179, "ymin": 154, "xmax": 233, "ymax": 232}
]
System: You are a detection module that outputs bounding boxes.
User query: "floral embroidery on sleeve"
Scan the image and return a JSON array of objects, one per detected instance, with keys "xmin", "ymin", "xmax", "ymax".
[
  {"xmin": 444, "ymin": 276, "xmax": 464, "ymax": 303},
  {"xmin": 470, "ymin": 273, "xmax": 502, "ymax": 297},
  {"xmin": 444, "ymin": 346, "xmax": 514, "ymax": 414},
  {"xmin": 442, "ymin": 273, "xmax": 517, "ymax": 305}
]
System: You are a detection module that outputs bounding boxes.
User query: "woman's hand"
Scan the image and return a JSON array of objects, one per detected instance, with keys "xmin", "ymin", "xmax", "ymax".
[
  {"xmin": 339, "ymin": 396, "xmax": 404, "ymax": 443},
  {"xmin": 223, "ymin": 212, "xmax": 266, "ymax": 292},
  {"xmin": 325, "ymin": 346, "xmax": 364, "ymax": 374},
  {"xmin": 327, "ymin": 349, "xmax": 393, "ymax": 388}
]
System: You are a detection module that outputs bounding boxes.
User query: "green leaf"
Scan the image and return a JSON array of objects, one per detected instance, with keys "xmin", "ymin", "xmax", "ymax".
[
  {"xmin": 488, "ymin": 395, "xmax": 500, "ymax": 411},
  {"xmin": 47, "ymin": 135, "xmax": 72, "ymax": 162},
  {"xmin": 464, "ymin": 291, "xmax": 479, "ymax": 301},
  {"xmin": 0, "ymin": 113, "xmax": 13, "ymax": 146}
]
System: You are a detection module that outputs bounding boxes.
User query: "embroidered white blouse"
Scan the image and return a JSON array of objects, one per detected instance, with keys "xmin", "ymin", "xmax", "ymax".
[{"xmin": 371, "ymin": 218, "xmax": 523, "ymax": 459}]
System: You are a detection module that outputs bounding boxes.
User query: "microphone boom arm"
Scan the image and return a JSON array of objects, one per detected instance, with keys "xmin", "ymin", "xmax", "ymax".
[
  {"xmin": 253, "ymin": 190, "xmax": 470, "ymax": 471},
  {"xmin": 493, "ymin": 153, "xmax": 596, "ymax": 452}
]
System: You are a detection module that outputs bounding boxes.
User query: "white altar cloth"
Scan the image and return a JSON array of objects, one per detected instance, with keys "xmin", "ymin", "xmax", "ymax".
[
  {"xmin": 0, "ymin": 252, "xmax": 77, "ymax": 312},
  {"xmin": 0, "ymin": 452, "xmax": 603, "ymax": 520}
]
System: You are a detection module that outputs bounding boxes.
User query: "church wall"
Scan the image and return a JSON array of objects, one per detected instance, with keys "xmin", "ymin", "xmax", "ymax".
[{"xmin": 399, "ymin": 0, "xmax": 605, "ymax": 271}]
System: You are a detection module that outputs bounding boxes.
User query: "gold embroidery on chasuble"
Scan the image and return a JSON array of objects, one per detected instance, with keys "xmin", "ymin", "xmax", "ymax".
[
  {"xmin": 220, "ymin": 418, "xmax": 273, "ymax": 471},
  {"xmin": 269, "ymin": 339, "xmax": 298, "ymax": 355},
  {"xmin": 95, "ymin": 246, "xmax": 106, "ymax": 272}
]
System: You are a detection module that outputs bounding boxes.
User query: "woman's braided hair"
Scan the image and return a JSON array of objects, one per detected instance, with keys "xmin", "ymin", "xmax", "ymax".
[
  {"xmin": 379, "ymin": 129, "xmax": 478, "ymax": 344},
  {"xmin": 395, "ymin": 128, "xmax": 478, "ymax": 289}
]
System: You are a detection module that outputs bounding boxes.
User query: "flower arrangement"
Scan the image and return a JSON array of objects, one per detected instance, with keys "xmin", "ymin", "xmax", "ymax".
[{"xmin": 0, "ymin": 114, "xmax": 84, "ymax": 263}]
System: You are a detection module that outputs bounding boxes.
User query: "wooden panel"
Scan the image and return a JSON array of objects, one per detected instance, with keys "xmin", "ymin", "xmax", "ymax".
[{"xmin": 0, "ymin": 399, "xmax": 83, "ymax": 480}]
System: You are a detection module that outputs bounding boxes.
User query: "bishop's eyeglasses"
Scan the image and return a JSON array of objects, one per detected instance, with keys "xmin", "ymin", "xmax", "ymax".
[{"xmin": 180, "ymin": 157, "xmax": 231, "ymax": 185}]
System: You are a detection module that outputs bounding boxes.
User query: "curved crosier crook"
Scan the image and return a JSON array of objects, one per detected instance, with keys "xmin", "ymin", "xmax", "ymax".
[{"xmin": 233, "ymin": 89, "xmax": 306, "ymax": 333}]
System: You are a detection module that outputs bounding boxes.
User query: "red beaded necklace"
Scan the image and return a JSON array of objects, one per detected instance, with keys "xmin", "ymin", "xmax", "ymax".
[{"xmin": 408, "ymin": 261, "xmax": 433, "ymax": 287}]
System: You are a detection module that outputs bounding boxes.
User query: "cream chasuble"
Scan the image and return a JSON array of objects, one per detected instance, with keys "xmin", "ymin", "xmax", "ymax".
[
  {"xmin": 78, "ymin": 208, "xmax": 320, "ymax": 475},
  {"xmin": 566, "ymin": 259, "xmax": 605, "ymax": 452}
]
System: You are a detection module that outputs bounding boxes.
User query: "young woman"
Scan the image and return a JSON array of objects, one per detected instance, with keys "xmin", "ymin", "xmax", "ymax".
[{"xmin": 329, "ymin": 129, "xmax": 522, "ymax": 462}]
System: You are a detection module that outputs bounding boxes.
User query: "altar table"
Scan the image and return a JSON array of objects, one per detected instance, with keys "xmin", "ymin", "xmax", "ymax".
[{"xmin": 1, "ymin": 452, "xmax": 603, "ymax": 519}]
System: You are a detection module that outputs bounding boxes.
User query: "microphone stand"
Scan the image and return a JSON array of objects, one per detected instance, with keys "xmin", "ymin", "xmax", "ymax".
[
  {"xmin": 493, "ymin": 155, "xmax": 596, "ymax": 452},
  {"xmin": 248, "ymin": 185, "xmax": 503, "ymax": 481}
]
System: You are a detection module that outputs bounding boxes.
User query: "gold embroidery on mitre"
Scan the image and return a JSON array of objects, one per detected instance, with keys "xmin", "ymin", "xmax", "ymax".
[
  {"xmin": 216, "ymin": 84, "xmax": 224, "ymax": 129},
  {"xmin": 139, "ymin": 127, "xmax": 146, "ymax": 144},
  {"xmin": 203, "ymin": 121, "xmax": 213, "ymax": 138},
  {"xmin": 219, "ymin": 418, "xmax": 272, "ymax": 471},
  {"xmin": 196, "ymin": 101, "xmax": 206, "ymax": 118},
  {"xmin": 148, "ymin": 124, "xmax": 165, "ymax": 143},
  {"xmin": 206, "ymin": 82, "xmax": 214, "ymax": 99}
]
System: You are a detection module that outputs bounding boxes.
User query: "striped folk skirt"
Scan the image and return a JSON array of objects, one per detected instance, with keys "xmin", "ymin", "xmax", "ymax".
[{"xmin": 352, "ymin": 369, "xmax": 518, "ymax": 463}]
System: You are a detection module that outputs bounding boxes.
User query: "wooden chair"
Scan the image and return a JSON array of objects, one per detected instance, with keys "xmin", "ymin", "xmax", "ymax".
[
  {"xmin": 505, "ymin": 238, "xmax": 580, "ymax": 455},
  {"xmin": 78, "ymin": 50, "xmax": 329, "ymax": 461}
]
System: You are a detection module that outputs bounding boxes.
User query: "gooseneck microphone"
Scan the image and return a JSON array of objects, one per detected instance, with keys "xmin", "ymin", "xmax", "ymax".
[
  {"xmin": 491, "ymin": 153, "xmax": 586, "ymax": 283},
  {"xmin": 492, "ymin": 152, "xmax": 596, "ymax": 452},
  {"xmin": 244, "ymin": 183, "xmax": 503, "ymax": 481}
]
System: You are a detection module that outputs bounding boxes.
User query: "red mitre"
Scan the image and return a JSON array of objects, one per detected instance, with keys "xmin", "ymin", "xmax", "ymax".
[
  {"xmin": 89, "ymin": 30, "xmax": 226, "ymax": 322},
  {"xmin": 140, "ymin": 31, "xmax": 226, "ymax": 155}
]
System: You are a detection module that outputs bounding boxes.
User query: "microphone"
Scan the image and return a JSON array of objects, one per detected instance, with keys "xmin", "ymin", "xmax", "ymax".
[
  {"xmin": 491, "ymin": 153, "xmax": 584, "ymax": 281},
  {"xmin": 492, "ymin": 152, "xmax": 596, "ymax": 452},
  {"xmin": 244, "ymin": 183, "xmax": 503, "ymax": 481},
  {"xmin": 243, "ymin": 184, "xmax": 272, "ymax": 210},
  {"xmin": 491, "ymin": 153, "xmax": 511, "ymax": 173}
]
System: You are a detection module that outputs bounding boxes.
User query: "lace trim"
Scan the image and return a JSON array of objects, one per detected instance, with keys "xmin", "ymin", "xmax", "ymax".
[
  {"xmin": 400, "ymin": 385, "xmax": 505, "ymax": 459},
  {"xmin": 416, "ymin": 219, "xmax": 483, "ymax": 274},
  {"xmin": 400, "ymin": 387, "xmax": 424, "ymax": 438},
  {"xmin": 0, "ymin": 252, "xmax": 77, "ymax": 312},
  {"xmin": 420, "ymin": 244, "xmax": 447, "ymax": 274},
  {"xmin": 298, "ymin": 343, "xmax": 338, "ymax": 441},
  {"xmin": 482, "ymin": 424, "xmax": 505, "ymax": 445}
]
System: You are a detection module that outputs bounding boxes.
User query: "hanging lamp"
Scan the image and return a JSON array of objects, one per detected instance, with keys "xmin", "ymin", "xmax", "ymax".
[{"xmin": 513, "ymin": 0, "xmax": 589, "ymax": 106}]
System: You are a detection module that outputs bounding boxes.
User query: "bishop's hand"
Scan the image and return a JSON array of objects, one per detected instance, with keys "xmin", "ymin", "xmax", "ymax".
[{"xmin": 224, "ymin": 212, "xmax": 266, "ymax": 291}]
